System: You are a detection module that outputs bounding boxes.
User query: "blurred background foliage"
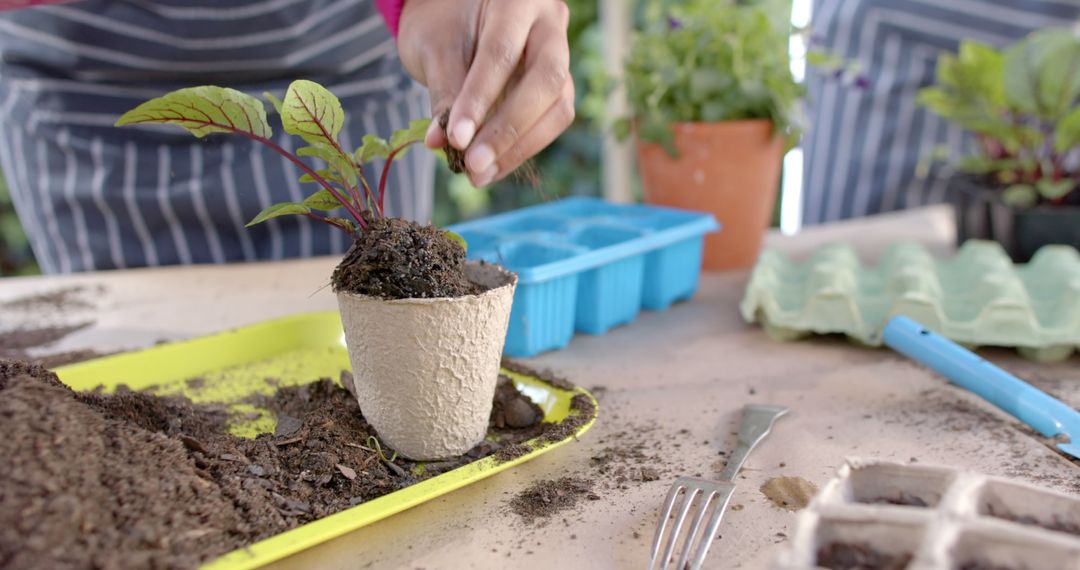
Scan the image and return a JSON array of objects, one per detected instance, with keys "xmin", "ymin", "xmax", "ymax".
[{"xmin": 0, "ymin": 0, "xmax": 790, "ymax": 276}]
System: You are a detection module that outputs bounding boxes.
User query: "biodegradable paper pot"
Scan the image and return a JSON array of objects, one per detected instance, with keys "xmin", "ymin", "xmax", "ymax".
[{"xmin": 336, "ymin": 261, "xmax": 517, "ymax": 461}]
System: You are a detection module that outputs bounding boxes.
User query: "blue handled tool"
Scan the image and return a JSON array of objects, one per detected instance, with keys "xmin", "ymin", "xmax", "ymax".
[{"xmin": 883, "ymin": 315, "xmax": 1080, "ymax": 461}]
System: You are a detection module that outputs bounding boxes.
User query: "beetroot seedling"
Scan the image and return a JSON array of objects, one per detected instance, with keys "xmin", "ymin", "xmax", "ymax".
[{"xmin": 116, "ymin": 80, "xmax": 463, "ymax": 247}]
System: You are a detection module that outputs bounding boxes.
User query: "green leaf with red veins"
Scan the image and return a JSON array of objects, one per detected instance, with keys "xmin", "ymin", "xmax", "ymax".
[
  {"xmin": 355, "ymin": 134, "xmax": 390, "ymax": 163},
  {"xmin": 297, "ymin": 146, "xmax": 357, "ymax": 186},
  {"xmin": 299, "ymin": 169, "xmax": 344, "ymax": 185},
  {"xmin": 115, "ymin": 86, "xmax": 271, "ymax": 139},
  {"xmin": 303, "ymin": 189, "xmax": 345, "ymax": 211},
  {"xmin": 387, "ymin": 118, "xmax": 432, "ymax": 159},
  {"xmin": 246, "ymin": 202, "xmax": 310, "ymax": 227},
  {"xmin": 280, "ymin": 80, "xmax": 346, "ymax": 150}
]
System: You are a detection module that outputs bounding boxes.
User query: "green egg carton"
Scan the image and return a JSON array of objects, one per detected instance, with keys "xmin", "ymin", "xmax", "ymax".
[{"xmin": 739, "ymin": 240, "xmax": 1080, "ymax": 362}]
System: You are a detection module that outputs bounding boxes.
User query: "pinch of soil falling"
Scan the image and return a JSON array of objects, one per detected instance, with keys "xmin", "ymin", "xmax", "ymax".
[{"xmin": 760, "ymin": 476, "xmax": 818, "ymax": 511}]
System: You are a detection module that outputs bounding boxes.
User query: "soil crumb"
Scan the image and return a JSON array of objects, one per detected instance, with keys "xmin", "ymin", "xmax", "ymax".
[
  {"xmin": 509, "ymin": 477, "xmax": 598, "ymax": 524},
  {"xmin": 438, "ymin": 110, "xmax": 467, "ymax": 174},
  {"xmin": 0, "ymin": 359, "xmax": 574, "ymax": 569},
  {"xmin": 1, "ymin": 286, "xmax": 95, "ymax": 311},
  {"xmin": 761, "ymin": 476, "xmax": 818, "ymax": 511},
  {"xmin": 330, "ymin": 216, "xmax": 480, "ymax": 300},
  {"xmin": 0, "ymin": 322, "xmax": 91, "ymax": 355},
  {"xmin": 816, "ymin": 542, "xmax": 912, "ymax": 570}
]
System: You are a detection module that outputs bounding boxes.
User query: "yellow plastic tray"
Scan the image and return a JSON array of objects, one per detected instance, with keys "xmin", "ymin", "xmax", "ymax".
[{"xmin": 52, "ymin": 311, "xmax": 597, "ymax": 570}]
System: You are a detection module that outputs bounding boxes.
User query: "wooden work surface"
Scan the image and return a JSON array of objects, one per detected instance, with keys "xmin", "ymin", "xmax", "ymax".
[{"xmin": 3, "ymin": 204, "xmax": 1078, "ymax": 569}]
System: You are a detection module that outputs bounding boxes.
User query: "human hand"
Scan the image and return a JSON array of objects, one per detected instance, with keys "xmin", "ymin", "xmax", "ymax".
[{"xmin": 397, "ymin": 0, "xmax": 574, "ymax": 187}]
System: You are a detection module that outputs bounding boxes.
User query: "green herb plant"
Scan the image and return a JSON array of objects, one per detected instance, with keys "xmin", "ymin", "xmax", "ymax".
[
  {"xmin": 613, "ymin": 0, "xmax": 802, "ymax": 156},
  {"xmin": 116, "ymin": 80, "xmax": 437, "ymax": 239},
  {"xmin": 918, "ymin": 28, "xmax": 1080, "ymax": 208}
]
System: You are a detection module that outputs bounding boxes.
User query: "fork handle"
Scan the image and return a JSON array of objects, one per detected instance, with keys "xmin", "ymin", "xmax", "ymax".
[{"xmin": 718, "ymin": 404, "xmax": 789, "ymax": 482}]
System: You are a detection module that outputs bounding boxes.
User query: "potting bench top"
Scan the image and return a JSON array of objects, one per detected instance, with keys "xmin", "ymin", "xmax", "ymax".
[{"xmin": 4, "ymin": 204, "xmax": 1080, "ymax": 570}]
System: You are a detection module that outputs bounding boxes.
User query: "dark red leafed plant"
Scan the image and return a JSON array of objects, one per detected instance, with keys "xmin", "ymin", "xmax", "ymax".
[{"xmin": 116, "ymin": 80, "xmax": 462, "ymax": 245}]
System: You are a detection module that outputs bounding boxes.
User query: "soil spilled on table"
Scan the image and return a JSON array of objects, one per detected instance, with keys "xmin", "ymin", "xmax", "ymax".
[
  {"xmin": 1, "ymin": 286, "xmax": 97, "ymax": 312},
  {"xmin": 509, "ymin": 477, "xmax": 599, "ymax": 525},
  {"xmin": 0, "ymin": 359, "xmax": 589, "ymax": 569},
  {"xmin": 330, "ymin": 216, "xmax": 481, "ymax": 300},
  {"xmin": 760, "ymin": 476, "xmax": 818, "ymax": 511}
]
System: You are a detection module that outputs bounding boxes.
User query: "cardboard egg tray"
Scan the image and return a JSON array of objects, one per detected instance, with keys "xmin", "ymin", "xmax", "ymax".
[
  {"xmin": 740, "ymin": 240, "xmax": 1080, "ymax": 362},
  {"xmin": 772, "ymin": 459, "xmax": 1080, "ymax": 570}
]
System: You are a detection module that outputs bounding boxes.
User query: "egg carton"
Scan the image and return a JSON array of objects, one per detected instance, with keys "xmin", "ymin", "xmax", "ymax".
[
  {"xmin": 773, "ymin": 458, "xmax": 1080, "ymax": 570},
  {"xmin": 739, "ymin": 240, "xmax": 1080, "ymax": 362},
  {"xmin": 448, "ymin": 197, "xmax": 718, "ymax": 357}
]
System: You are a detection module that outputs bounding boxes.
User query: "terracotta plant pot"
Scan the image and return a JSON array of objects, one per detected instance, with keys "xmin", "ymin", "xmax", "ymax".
[
  {"xmin": 637, "ymin": 120, "xmax": 783, "ymax": 271},
  {"xmin": 337, "ymin": 262, "xmax": 517, "ymax": 461}
]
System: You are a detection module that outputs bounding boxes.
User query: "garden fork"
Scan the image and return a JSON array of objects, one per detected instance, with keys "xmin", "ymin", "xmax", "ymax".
[{"xmin": 647, "ymin": 404, "xmax": 790, "ymax": 570}]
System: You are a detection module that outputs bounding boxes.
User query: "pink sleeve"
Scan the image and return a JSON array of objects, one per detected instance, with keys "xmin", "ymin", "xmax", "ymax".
[
  {"xmin": 374, "ymin": 0, "xmax": 404, "ymax": 39},
  {"xmin": 0, "ymin": 0, "xmax": 79, "ymax": 10}
]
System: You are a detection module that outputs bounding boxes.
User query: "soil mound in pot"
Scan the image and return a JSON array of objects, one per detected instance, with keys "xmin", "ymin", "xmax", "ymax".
[
  {"xmin": 331, "ymin": 216, "xmax": 482, "ymax": 300},
  {"xmin": 0, "ymin": 359, "xmax": 587, "ymax": 569}
]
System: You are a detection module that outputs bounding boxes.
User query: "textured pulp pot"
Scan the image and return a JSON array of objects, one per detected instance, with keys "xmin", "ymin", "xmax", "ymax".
[{"xmin": 336, "ymin": 261, "xmax": 517, "ymax": 461}]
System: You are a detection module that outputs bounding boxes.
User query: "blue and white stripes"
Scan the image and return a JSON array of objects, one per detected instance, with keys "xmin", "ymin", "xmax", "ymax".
[
  {"xmin": 801, "ymin": 0, "xmax": 1079, "ymax": 227},
  {"xmin": 0, "ymin": 0, "xmax": 433, "ymax": 273}
]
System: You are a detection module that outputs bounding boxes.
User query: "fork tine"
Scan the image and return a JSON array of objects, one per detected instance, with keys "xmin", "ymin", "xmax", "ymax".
[
  {"xmin": 675, "ymin": 488, "xmax": 719, "ymax": 570},
  {"xmin": 648, "ymin": 481, "xmax": 686, "ymax": 570},
  {"xmin": 688, "ymin": 489, "xmax": 734, "ymax": 570},
  {"xmin": 660, "ymin": 484, "xmax": 702, "ymax": 569}
]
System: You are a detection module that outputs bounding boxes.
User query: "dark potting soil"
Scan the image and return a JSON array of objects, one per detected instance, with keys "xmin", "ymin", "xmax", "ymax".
[
  {"xmin": 986, "ymin": 504, "xmax": 1080, "ymax": 536},
  {"xmin": 1, "ymin": 286, "xmax": 96, "ymax": 312},
  {"xmin": 816, "ymin": 542, "xmax": 913, "ymax": 570},
  {"xmin": 0, "ymin": 360, "xmax": 585, "ymax": 570},
  {"xmin": 863, "ymin": 492, "xmax": 930, "ymax": 508},
  {"xmin": 958, "ymin": 562, "xmax": 1018, "ymax": 570},
  {"xmin": 500, "ymin": 357, "xmax": 576, "ymax": 391},
  {"xmin": 508, "ymin": 477, "xmax": 600, "ymax": 524},
  {"xmin": 330, "ymin": 216, "xmax": 481, "ymax": 300},
  {"xmin": 438, "ymin": 110, "xmax": 467, "ymax": 174},
  {"xmin": 0, "ymin": 322, "xmax": 91, "ymax": 354}
]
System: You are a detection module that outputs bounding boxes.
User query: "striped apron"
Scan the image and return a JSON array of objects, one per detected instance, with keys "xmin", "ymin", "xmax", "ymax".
[
  {"xmin": 0, "ymin": 0, "xmax": 434, "ymax": 274},
  {"xmin": 801, "ymin": 0, "xmax": 1079, "ymax": 227}
]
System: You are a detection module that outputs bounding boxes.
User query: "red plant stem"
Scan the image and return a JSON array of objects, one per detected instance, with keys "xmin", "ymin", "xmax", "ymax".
[
  {"xmin": 124, "ymin": 114, "xmax": 367, "ymax": 230},
  {"xmin": 379, "ymin": 143, "xmax": 412, "ymax": 213},
  {"xmin": 305, "ymin": 212, "xmax": 356, "ymax": 238},
  {"xmin": 250, "ymin": 134, "xmax": 367, "ymax": 231},
  {"xmin": 359, "ymin": 176, "xmax": 382, "ymax": 217}
]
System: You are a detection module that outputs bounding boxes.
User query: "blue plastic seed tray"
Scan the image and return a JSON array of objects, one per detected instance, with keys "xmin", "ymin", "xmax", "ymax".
[{"xmin": 447, "ymin": 197, "xmax": 720, "ymax": 357}]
